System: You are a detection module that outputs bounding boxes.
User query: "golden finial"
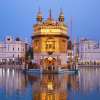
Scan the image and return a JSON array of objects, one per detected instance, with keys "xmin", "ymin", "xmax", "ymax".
[
  {"xmin": 59, "ymin": 8, "xmax": 64, "ymax": 22},
  {"xmin": 48, "ymin": 9, "xmax": 52, "ymax": 20},
  {"xmin": 37, "ymin": 7, "xmax": 42, "ymax": 22}
]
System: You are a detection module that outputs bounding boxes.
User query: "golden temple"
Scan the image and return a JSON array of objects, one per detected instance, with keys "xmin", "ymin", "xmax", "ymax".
[{"xmin": 32, "ymin": 9, "xmax": 69, "ymax": 71}]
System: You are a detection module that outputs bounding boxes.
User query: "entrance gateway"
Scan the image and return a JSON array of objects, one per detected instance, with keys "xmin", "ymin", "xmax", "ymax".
[{"xmin": 40, "ymin": 56, "xmax": 58, "ymax": 71}]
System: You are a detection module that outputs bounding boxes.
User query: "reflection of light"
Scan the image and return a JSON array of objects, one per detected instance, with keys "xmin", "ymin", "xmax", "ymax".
[
  {"xmin": 7, "ymin": 69, "xmax": 9, "ymax": 77},
  {"xmin": 3, "ymin": 69, "xmax": 5, "ymax": 75},
  {"xmin": 47, "ymin": 82, "xmax": 53, "ymax": 90},
  {"xmin": 13, "ymin": 58, "xmax": 14, "ymax": 61},
  {"xmin": 12, "ymin": 69, "xmax": 14, "ymax": 76},
  {"xmin": 41, "ymin": 29, "xmax": 60, "ymax": 33},
  {"xmin": 0, "ymin": 69, "xmax": 2, "ymax": 76}
]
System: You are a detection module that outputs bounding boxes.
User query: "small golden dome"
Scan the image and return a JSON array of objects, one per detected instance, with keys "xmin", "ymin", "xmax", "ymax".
[
  {"xmin": 37, "ymin": 8, "xmax": 42, "ymax": 22},
  {"xmin": 59, "ymin": 9, "xmax": 64, "ymax": 22}
]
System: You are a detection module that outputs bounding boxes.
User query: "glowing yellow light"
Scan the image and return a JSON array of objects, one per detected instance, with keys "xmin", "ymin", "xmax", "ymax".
[
  {"xmin": 41, "ymin": 29, "xmax": 60, "ymax": 33},
  {"xmin": 47, "ymin": 82, "xmax": 53, "ymax": 90}
]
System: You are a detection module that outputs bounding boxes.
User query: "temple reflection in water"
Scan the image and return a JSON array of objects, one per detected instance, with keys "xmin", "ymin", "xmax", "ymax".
[
  {"xmin": 0, "ymin": 68, "xmax": 100, "ymax": 99},
  {"xmin": 32, "ymin": 74, "xmax": 79, "ymax": 100},
  {"xmin": 33, "ymin": 75, "xmax": 67, "ymax": 100}
]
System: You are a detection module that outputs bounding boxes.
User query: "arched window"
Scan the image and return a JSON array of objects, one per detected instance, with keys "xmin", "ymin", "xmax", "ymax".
[{"xmin": 45, "ymin": 38, "xmax": 55, "ymax": 51}]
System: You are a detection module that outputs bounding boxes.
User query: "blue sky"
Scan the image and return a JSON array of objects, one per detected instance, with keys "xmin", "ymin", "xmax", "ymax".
[{"xmin": 0, "ymin": 0, "xmax": 100, "ymax": 41}]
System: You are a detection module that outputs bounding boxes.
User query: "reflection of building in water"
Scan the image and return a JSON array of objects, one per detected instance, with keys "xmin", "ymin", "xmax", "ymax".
[
  {"xmin": 0, "ymin": 68, "xmax": 27, "ymax": 95},
  {"xmin": 0, "ymin": 69, "xmax": 79, "ymax": 99},
  {"xmin": 79, "ymin": 68, "xmax": 100, "ymax": 93},
  {"xmin": 31, "ymin": 74, "xmax": 79, "ymax": 100},
  {"xmin": 32, "ymin": 9, "xmax": 69, "ymax": 70}
]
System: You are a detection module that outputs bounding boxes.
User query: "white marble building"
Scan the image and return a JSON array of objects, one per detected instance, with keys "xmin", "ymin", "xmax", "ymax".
[
  {"xmin": 0, "ymin": 36, "xmax": 29, "ymax": 64},
  {"xmin": 78, "ymin": 39, "xmax": 100, "ymax": 64}
]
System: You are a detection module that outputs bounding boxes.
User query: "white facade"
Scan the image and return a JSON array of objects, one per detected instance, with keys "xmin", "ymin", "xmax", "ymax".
[
  {"xmin": 0, "ymin": 36, "xmax": 28, "ymax": 63},
  {"xmin": 78, "ymin": 39, "xmax": 100, "ymax": 64}
]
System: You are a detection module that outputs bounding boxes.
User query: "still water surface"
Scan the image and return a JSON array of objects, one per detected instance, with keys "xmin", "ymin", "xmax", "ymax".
[{"xmin": 0, "ymin": 68, "xmax": 100, "ymax": 100}]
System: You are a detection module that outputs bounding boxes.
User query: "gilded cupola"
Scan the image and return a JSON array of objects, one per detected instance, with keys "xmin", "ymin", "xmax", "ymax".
[
  {"xmin": 37, "ymin": 8, "xmax": 43, "ymax": 22},
  {"xmin": 58, "ymin": 9, "xmax": 64, "ymax": 22}
]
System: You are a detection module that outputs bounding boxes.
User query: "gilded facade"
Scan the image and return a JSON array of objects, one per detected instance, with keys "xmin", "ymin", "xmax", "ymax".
[{"xmin": 32, "ymin": 9, "xmax": 69, "ymax": 70}]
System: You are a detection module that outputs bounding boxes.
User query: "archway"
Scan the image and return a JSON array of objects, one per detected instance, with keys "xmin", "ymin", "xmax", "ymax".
[{"xmin": 44, "ymin": 57, "xmax": 57, "ymax": 71}]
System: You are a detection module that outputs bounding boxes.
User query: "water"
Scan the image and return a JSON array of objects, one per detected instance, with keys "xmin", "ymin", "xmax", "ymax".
[{"xmin": 0, "ymin": 68, "xmax": 100, "ymax": 100}]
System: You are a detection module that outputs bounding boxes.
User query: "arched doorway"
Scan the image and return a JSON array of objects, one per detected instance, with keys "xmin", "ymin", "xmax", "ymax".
[{"xmin": 44, "ymin": 57, "xmax": 56, "ymax": 71}]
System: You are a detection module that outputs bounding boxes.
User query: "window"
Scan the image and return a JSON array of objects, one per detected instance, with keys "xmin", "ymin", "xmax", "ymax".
[
  {"xmin": 7, "ymin": 38, "xmax": 10, "ymax": 41},
  {"xmin": 8, "ymin": 45, "xmax": 9, "ymax": 51},
  {"xmin": 35, "ymin": 40, "xmax": 39, "ymax": 46},
  {"xmin": 46, "ymin": 44, "xmax": 48, "ymax": 49},
  {"xmin": 62, "ymin": 40, "xmax": 66, "ymax": 42},
  {"xmin": 53, "ymin": 45, "xmax": 55, "ymax": 49},
  {"xmin": 88, "ymin": 44, "xmax": 90, "ymax": 49},
  {"xmin": 45, "ymin": 38, "xmax": 55, "ymax": 50},
  {"xmin": 62, "ymin": 39, "xmax": 66, "ymax": 48},
  {"xmin": 49, "ymin": 44, "xmax": 52, "ymax": 49},
  {"xmin": 13, "ymin": 54, "xmax": 14, "ymax": 57}
]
